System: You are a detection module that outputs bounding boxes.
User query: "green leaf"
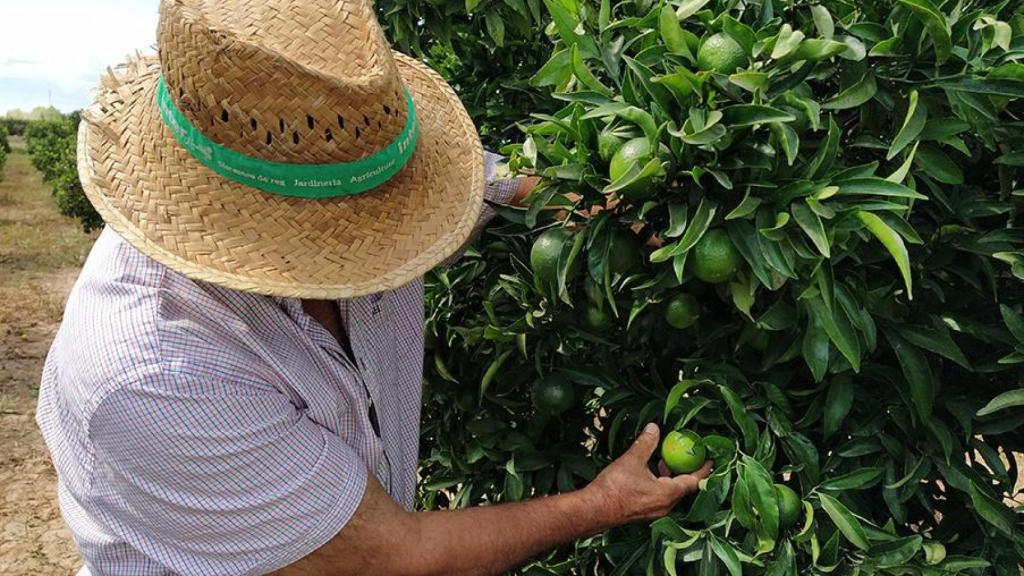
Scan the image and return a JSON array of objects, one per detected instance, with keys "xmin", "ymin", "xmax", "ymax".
[
  {"xmin": 772, "ymin": 24, "xmax": 806, "ymax": 60},
  {"xmin": 869, "ymin": 535, "xmax": 923, "ymax": 568},
  {"xmin": 1000, "ymin": 304, "xmax": 1024, "ymax": 343},
  {"xmin": 531, "ymin": 48, "xmax": 573, "ymax": 88},
  {"xmin": 822, "ymin": 73, "xmax": 877, "ymax": 110},
  {"xmin": 823, "ymin": 375, "xmax": 853, "ymax": 438},
  {"xmin": 818, "ymin": 493, "xmax": 870, "ymax": 550},
  {"xmin": 856, "ymin": 210, "xmax": 914, "ymax": 299},
  {"xmin": 726, "ymin": 193, "xmax": 762, "ymax": 220},
  {"xmin": 805, "ymin": 117, "xmax": 840, "ymax": 179},
  {"xmin": 651, "ymin": 199, "xmax": 717, "ymax": 262},
  {"xmin": 886, "ymin": 142, "xmax": 919, "ymax": 183},
  {"xmin": 885, "ymin": 332, "xmax": 934, "ymax": 419},
  {"xmin": 839, "ymin": 177, "xmax": 928, "ymax": 200},
  {"xmin": 660, "ymin": 6, "xmax": 694, "ymax": 59},
  {"xmin": 729, "ymin": 72, "xmax": 769, "ymax": 93},
  {"xmin": 977, "ymin": 389, "xmax": 1024, "ymax": 417},
  {"xmin": 788, "ymin": 39, "xmax": 849, "ymax": 62},
  {"xmin": 819, "ymin": 468, "xmax": 883, "ymax": 491},
  {"xmin": 485, "ymin": 12, "xmax": 506, "ymax": 47},
  {"xmin": 481, "ymin": 349, "xmax": 513, "ymax": 397},
  {"xmin": 720, "ymin": 385, "xmax": 758, "ymax": 454},
  {"xmin": 744, "ymin": 458, "xmax": 780, "ymax": 550},
  {"xmin": 811, "ymin": 5, "xmax": 835, "ymax": 39},
  {"xmin": 914, "ymin": 145, "xmax": 963, "ymax": 185},
  {"xmin": 896, "ymin": 0, "xmax": 952, "ymax": 64},
  {"xmin": 771, "ymin": 122, "xmax": 800, "ymax": 166},
  {"xmin": 663, "ymin": 379, "xmax": 703, "ymax": 423},
  {"xmin": 807, "ymin": 296, "xmax": 861, "ymax": 372},
  {"xmin": 675, "ymin": 0, "xmax": 711, "ymax": 21},
  {"xmin": 709, "ymin": 537, "xmax": 742, "ymax": 576},
  {"xmin": 995, "ymin": 151, "xmax": 1024, "ymax": 166},
  {"xmin": 666, "ymin": 203, "xmax": 689, "ymax": 238},
  {"xmin": 542, "ymin": 0, "xmax": 598, "ymax": 57},
  {"xmin": 792, "ymin": 202, "xmax": 830, "ymax": 258},
  {"xmin": 887, "ymin": 91, "xmax": 927, "ymax": 160},
  {"xmin": 803, "ymin": 313, "xmax": 830, "ymax": 382},
  {"xmin": 967, "ymin": 481, "xmax": 1015, "ymax": 537},
  {"xmin": 571, "ymin": 45, "xmax": 613, "ymax": 97},
  {"xmin": 721, "ymin": 105, "xmax": 795, "ymax": 127},
  {"xmin": 893, "ymin": 324, "xmax": 970, "ymax": 369},
  {"xmin": 605, "ymin": 157, "xmax": 666, "ymax": 196}
]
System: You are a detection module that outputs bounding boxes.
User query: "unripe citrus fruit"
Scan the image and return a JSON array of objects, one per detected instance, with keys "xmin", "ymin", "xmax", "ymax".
[
  {"xmin": 531, "ymin": 228, "xmax": 575, "ymax": 288},
  {"xmin": 661, "ymin": 429, "xmax": 707, "ymax": 474},
  {"xmin": 597, "ymin": 130, "xmax": 626, "ymax": 163},
  {"xmin": 583, "ymin": 306, "xmax": 615, "ymax": 332},
  {"xmin": 532, "ymin": 374, "xmax": 575, "ymax": 416},
  {"xmin": 665, "ymin": 294, "xmax": 700, "ymax": 329},
  {"xmin": 692, "ymin": 229, "xmax": 741, "ymax": 284},
  {"xmin": 608, "ymin": 137, "xmax": 670, "ymax": 202},
  {"xmin": 697, "ymin": 33, "xmax": 747, "ymax": 74},
  {"xmin": 607, "ymin": 229, "xmax": 642, "ymax": 277},
  {"xmin": 776, "ymin": 484, "xmax": 802, "ymax": 529}
]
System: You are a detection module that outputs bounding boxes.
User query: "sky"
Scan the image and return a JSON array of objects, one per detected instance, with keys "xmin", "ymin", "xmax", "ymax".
[{"xmin": 0, "ymin": 0, "xmax": 159, "ymax": 114}]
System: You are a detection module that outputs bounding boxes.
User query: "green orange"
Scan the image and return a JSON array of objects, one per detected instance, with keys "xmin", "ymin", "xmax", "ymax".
[
  {"xmin": 532, "ymin": 374, "xmax": 575, "ymax": 416},
  {"xmin": 697, "ymin": 33, "xmax": 747, "ymax": 74},
  {"xmin": 583, "ymin": 306, "xmax": 615, "ymax": 332},
  {"xmin": 531, "ymin": 228, "xmax": 575, "ymax": 288},
  {"xmin": 661, "ymin": 430, "xmax": 707, "ymax": 474},
  {"xmin": 776, "ymin": 484, "xmax": 802, "ymax": 529},
  {"xmin": 607, "ymin": 229, "xmax": 642, "ymax": 277},
  {"xmin": 665, "ymin": 294, "xmax": 701, "ymax": 329},
  {"xmin": 692, "ymin": 229, "xmax": 742, "ymax": 284},
  {"xmin": 608, "ymin": 137, "xmax": 670, "ymax": 202}
]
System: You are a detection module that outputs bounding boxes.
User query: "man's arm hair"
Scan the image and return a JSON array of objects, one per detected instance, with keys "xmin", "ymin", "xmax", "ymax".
[{"xmin": 272, "ymin": 424, "xmax": 711, "ymax": 576}]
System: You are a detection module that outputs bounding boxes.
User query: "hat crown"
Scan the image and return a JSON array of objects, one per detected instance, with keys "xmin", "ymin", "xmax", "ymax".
[{"xmin": 158, "ymin": 0, "xmax": 409, "ymax": 164}]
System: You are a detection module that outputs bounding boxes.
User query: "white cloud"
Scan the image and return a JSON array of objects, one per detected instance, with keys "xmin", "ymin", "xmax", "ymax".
[{"xmin": 0, "ymin": 0, "xmax": 159, "ymax": 112}]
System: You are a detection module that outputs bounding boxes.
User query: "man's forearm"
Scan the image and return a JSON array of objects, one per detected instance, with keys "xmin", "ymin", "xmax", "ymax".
[
  {"xmin": 274, "ymin": 425, "xmax": 710, "ymax": 576},
  {"xmin": 407, "ymin": 488, "xmax": 610, "ymax": 576}
]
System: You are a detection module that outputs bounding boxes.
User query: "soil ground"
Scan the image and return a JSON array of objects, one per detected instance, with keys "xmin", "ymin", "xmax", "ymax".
[{"xmin": 0, "ymin": 137, "xmax": 97, "ymax": 575}]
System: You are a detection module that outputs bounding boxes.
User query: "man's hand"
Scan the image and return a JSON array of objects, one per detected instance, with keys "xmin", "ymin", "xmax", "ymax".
[
  {"xmin": 274, "ymin": 424, "xmax": 711, "ymax": 576},
  {"xmin": 584, "ymin": 423, "xmax": 713, "ymax": 528}
]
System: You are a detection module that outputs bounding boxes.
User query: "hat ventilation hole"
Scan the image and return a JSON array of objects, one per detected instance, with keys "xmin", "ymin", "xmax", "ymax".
[
  {"xmin": 338, "ymin": 115, "xmax": 345, "ymax": 130},
  {"xmin": 325, "ymin": 128, "xmax": 334, "ymax": 142},
  {"xmin": 363, "ymin": 115, "xmax": 370, "ymax": 127},
  {"xmin": 307, "ymin": 115, "xmax": 315, "ymax": 130},
  {"xmin": 221, "ymin": 109, "xmax": 230, "ymax": 123},
  {"xmin": 383, "ymin": 105, "xmax": 391, "ymax": 115},
  {"xmin": 250, "ymin": 118, "xmax": 258, "ymax": 131},
  {"xmin": 279, "ymin": 118, "xmax": 285, "ymax": 134},
  {"xmin": 355, "ymin": 127, "xmax": 361, "ymax": 140},
  {"xmin": 293, "ymin": 132, "xmax": 300, "ymax": 145},
  {"xmin": 266, "ymin": 131, "xmax": 273, "ymax": 145}
]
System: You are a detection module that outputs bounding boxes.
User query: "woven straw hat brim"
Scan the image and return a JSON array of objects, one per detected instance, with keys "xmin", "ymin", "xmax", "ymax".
[{"xmin": 78, "ymin": 52, "xmax": 484, "ymax": 299}]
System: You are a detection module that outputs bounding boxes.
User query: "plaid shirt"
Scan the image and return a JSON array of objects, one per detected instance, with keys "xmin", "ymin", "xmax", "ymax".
[{"xmin": 36, "ymin": 153, "xmax": 517, "ymax": 576}]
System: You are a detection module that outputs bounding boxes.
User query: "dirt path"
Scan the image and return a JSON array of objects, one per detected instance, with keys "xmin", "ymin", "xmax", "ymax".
[{"xmin": 0, "ymin": 138, "xmax": 98, "ymax": 575}]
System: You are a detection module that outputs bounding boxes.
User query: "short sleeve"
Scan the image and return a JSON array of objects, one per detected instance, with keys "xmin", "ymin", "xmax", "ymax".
[
  {"xmin": 88, "ymin": 372, "xmax": 368, "ymax": 576},
  {"xmin": 442, "ymin": 151, "xmax": 520, "ymax": 266}
]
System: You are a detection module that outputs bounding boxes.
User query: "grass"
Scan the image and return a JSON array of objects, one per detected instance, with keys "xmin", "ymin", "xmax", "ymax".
[{"xmin": 0, "ymin": 138, "xmax": 98, "ymax": 328}]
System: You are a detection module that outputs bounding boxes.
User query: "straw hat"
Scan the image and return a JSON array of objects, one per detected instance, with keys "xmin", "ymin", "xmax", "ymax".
[{"xmin": 78, "ymin": 0, "xmax": 485, "ymax": 299}]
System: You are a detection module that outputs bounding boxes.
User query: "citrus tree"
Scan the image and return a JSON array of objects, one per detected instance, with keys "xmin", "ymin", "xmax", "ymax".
[
  {"xmin": 419, "ymin": 0, "xmax": 1024, "ymax": 574},
  {"xmin": 25, "ymin": 113, "xmax": 103, "ymax": 232},
  {"xmin": 0, "ymin": 123, "xmax": 8, "ymax": 181},
  {"xmin": 376, "ymin": 0, "xmax": 556, "ymax": 145}
]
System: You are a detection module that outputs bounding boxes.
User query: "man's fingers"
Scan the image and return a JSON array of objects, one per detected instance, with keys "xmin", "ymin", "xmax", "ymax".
[
  {"xmin": 657, "ymin": 460, "xmax": 672, "ymax": 478},
  {"xmin": 664, "ymin": 461, "xmax": 714, "ymax": 495},
  {"xmin": 626, "ymin": 423, "xmax": 661, "ymax": 464}
]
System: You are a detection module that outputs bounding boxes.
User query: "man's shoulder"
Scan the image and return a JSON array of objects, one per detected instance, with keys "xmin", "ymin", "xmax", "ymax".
[{"xmin": 50, "ymin": 229, "xmax": 281, "ymax": 399}]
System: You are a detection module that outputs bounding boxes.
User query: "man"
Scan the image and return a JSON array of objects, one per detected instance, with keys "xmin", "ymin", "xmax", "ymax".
[{"xmin": 37, "ymin": 1, "xmax": 711, "ymax": 574}]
